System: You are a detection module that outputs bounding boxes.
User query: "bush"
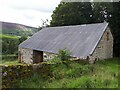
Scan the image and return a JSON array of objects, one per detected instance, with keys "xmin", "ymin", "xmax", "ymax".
[{"xmin": 57, "ymin": 48, "xmax": 71, "ymax": 61}]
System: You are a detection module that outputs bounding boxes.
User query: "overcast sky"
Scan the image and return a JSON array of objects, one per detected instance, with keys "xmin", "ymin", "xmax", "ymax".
[{"xmin": 0, "ymin": 0, "xmax": 61, "ymax": 27}]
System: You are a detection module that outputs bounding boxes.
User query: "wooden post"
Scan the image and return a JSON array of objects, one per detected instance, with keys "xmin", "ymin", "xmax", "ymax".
[{"xmin": 33, "ymin": 50, "xmax": 43, "ymax": 64}]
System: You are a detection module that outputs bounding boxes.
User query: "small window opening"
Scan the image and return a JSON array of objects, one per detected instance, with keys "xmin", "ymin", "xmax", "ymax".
[
  {"xmin": 106, "ymin": 32, "xmax": 109, "ymax": 41},
  {"xmin": 98, "ymin": 46, "xmax": 101, "ymax": 48}
]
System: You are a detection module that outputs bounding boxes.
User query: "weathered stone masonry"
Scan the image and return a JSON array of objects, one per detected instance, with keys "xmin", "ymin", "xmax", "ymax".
[
  {"xmin": 89, "ymin": 27, "xmax": 113, "ymax": 63},
  {"xmin": 18, "ymin": 48, "xmax": 55, "ymax": 64},
  {"xmin": 18, "ymin": 48, "xmax": 33, "ymax": 64}
]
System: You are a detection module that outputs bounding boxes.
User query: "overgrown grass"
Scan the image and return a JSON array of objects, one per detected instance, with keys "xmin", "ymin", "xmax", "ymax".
[{"xmin": 16, "ymin": 58, "xmax": 119, "ymax": 88}]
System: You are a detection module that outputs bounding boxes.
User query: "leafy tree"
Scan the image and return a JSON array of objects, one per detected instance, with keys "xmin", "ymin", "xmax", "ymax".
[
  {"xmin": 50, "ymin": 2, "xmax": 93, "ymax": 26},
  {"xmin": 92, "ymin": 2, "xmax": 113, "ymax": 23},
  {"xmin": 110, "ymin": 2, "xmax": 120, "ymax": 57}
]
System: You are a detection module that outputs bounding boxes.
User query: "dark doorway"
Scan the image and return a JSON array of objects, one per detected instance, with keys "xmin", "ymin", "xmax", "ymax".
[{"xmin": 33, "ymin": 50, "xmax": 43, "ymax": 63}]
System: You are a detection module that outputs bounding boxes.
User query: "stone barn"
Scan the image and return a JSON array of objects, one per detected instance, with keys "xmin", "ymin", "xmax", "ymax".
[{"xmin": 18, "ymin": 22, "xmax": 113, "ymax": 64}]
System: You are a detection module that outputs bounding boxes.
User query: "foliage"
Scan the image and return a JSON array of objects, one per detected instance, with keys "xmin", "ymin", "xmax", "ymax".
[
  {"xmin": 44, "ymin": 49, "xmax": 71, "ymax": 65},
  {"xmin": 110, "ymin": 2, "xmax": 120, "ymax": 57},
  {"xmin": 2, "ymin": 28, "xmax": 33, "ymax": 36},
  {"xmin": 1, "ymin": 55, "xmax": 19, "ymax": 65},
  {"xmin": 2, "ymin": 35, "xmax": 19, "ymax": 54},
  {"xmin": 50, "ymin": 2, "xmax": 93, "ymax": 26},
  {"xmin": 2, "ymin": 64, "xmax": 33, "ymax": 88},
  {"xmin": 92, "ymin": 2, "xmax": 120, "ymax": 57},
  {"xmin": 38, "ymin": 19, "xmax": 50, "ymax": 31},
  {"xmin": 46, "ymin": 55, "xmax": 62, "ymax": 64},
  {"xmin": 15, "ymin": 58, "xmax": 119, "ymax": 88},
  {"xmin": 1, "ymin": 34, "xmax": 28, "ymax": 55},
  {"xmin": 50, "ymin": 2, "xmax": 120, "ymax": 57},
  {"xmin": 18, "ymin": 35, "xmax": 28, "ymax": 44},
  {"xmin": 57, "ymin": 48, "xmax": 71, "ymax": 61},
  {"xmin": 92, "ymin": 2, "xmax": 113, "ymax": 23}
]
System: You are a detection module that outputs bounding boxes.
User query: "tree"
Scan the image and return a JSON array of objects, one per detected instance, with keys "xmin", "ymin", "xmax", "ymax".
[
  {"xmin": 50, "ymin": 2, "xmax": 93, "ymax": 26},
  {"xmin": 110, "ymin": 2, "xmax": 120, "ymax": 57},
  {"xmin": 92, "ymin": 2, "xmax": 113, "ymax": 23},
  {"xmin": 38, "ymin": 19, "xmax": 50, "ymax": 31}
]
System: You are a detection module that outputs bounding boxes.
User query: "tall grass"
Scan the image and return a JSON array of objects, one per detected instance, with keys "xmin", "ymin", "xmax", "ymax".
[{"xmin": 16, "ymin": 58, "xmax": 119, "ymax": 88}]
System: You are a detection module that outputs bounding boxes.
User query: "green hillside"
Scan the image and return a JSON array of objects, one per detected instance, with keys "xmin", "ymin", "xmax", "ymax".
[{"xmin": 1, "ymin": 21, "xmax": 39, "ymax": 36}]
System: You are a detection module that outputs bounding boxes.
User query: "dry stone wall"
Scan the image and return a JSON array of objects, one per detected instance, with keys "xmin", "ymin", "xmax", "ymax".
[{"xmin": 2, "ymin": 63, "xmax": 51, "ymax": 88}]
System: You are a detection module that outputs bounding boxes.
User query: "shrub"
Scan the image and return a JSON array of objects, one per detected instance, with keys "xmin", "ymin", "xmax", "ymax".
[{"xmin": 57, "ymin": 48, "xmax": 71, "ymax": 61}]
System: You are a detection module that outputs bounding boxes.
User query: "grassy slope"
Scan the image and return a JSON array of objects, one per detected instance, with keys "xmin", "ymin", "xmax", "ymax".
[
  {"xmin": 17, "ymin": 58, "xmax": 119, "ymax": 88},
  {"xmin": 0, "ymin": 34, "xmax": 19, "ymax": 39},
  {"xmin": 1, "ymin": 21, "xmax": 38, "ymax": 36}
]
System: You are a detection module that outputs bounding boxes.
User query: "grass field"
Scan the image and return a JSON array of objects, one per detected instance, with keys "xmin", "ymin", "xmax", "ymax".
[
  {"xmin": 0, "ymin": 55, "xmax": 22, "ymax": 66},
  {"xmin": 0, "ymin": 34, "xmax": 19, "ymax": 39},
  {"xmin": 15, "ymin": 58, "xmax": 119, "ymax": 88}
]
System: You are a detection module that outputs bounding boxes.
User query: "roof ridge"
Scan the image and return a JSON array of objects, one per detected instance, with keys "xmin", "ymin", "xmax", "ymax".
[{"xmin": 45, "ymin": 22, "xmax": 108, "ymax": 29}]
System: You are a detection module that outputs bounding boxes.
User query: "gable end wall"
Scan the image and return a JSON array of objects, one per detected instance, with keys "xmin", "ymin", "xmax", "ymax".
[{"xmin": 89, "ymin": 27, "xmax": 113, "ymax": 63}]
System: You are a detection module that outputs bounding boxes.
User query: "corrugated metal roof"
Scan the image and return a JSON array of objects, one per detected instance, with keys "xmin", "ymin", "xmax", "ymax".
[{"xmin": 19, "ymin": 22, "xmax": 108, "ymax": 59}]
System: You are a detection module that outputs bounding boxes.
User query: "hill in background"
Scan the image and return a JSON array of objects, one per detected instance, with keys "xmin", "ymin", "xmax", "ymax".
[{"xmin": 0, "ymin": 21, "xmax": 39, "ymax": 36}]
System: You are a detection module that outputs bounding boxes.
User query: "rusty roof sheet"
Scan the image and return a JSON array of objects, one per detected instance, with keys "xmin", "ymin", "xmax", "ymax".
[{"xmin": 19, "ymin": 22, "xmax": 108, "ymax": 59}]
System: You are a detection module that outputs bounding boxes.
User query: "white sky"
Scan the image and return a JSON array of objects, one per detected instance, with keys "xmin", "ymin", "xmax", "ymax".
[{"xmin": 0, "ymin": 0, "xmax": 61, "ymax": 27}]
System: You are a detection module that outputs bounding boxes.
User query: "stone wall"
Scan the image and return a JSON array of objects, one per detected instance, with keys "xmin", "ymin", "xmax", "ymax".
[
  {"xmin": 19, "ymin": 48, "xmax": 33, "ymax": 64},
  {"xmin": 43, "ymin": 52, "xmax": 57, "ymax": 62},
  {"xmin": 89, "ymin": 27, "xmax": 113, "ymax": 63},
  {"xmin": 2, "ymin": 64, "xmax": 51, "ymax": 88},
  {"xmin": 2, "ymin": 65, "xmax": 33, "ymax": 88}
]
